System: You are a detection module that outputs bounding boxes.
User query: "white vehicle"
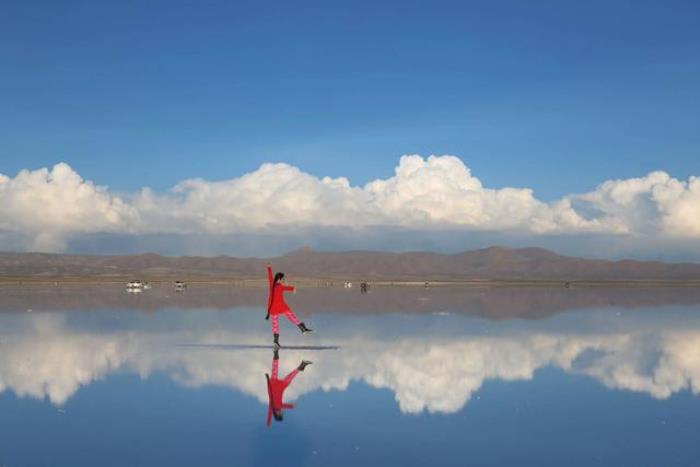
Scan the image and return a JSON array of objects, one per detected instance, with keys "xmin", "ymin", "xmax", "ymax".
[{"xmin": 126, "ymin": 280, "xmax": 143, "ymax": 289}]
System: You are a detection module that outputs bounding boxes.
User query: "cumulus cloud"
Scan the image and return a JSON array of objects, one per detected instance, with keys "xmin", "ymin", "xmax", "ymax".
[
  {"xmin": 0, "ymin": 156, "xmax": 698, "ymax": 252},
  {"xmin": 0, "ymin": 163, "xmax": 136, "ymax": 251}
]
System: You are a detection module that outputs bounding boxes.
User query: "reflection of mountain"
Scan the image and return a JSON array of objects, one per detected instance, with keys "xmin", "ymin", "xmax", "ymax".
[
  {"xmin": 0, "ymin": 308, "xmax": 699, "ymax": 412},
  {"xmin": 3, "ymin": 285, "xmax": 700, "ymax": 319},
  {"xmin": 3, "ymin": 246, "xmax": 700, "ymax": 280}
]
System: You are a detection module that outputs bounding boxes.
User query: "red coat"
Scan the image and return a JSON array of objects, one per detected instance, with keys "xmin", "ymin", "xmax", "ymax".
[
  {"xmin": 266, "ymin": 374, "xmax": 296, "ymax": 426},
  {"xmin": 267, "ymin": 266, "xmax": 295, "ymax": 315}
]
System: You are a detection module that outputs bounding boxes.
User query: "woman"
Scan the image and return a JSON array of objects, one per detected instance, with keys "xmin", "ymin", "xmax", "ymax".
[
  {"xmin": 266, "ymin": 264, "xmax": 312, "ymax": 349},
  {"xmin": 265, "ymin": 350, "xmax": 312, "ymax": 426}
]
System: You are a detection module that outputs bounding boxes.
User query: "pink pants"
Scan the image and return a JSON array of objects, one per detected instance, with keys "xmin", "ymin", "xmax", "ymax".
[
  {"xmin": 271, "ymin": 357, "xmax": 299, "ymax": 384},
  {"xmin": 271, "ymin": 308, "xmax": 301, "ymax": 334}
]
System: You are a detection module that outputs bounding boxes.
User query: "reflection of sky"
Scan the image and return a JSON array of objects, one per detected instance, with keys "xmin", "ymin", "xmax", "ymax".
[{"xmin": 1, "ymin": 306, "xmax": 699, "ymax": 412}]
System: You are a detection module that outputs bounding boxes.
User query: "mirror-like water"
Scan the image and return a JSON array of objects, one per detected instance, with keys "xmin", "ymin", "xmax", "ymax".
[{"xmin": 0, "ymin": 285, "xmax": 699, "ymax": 466}]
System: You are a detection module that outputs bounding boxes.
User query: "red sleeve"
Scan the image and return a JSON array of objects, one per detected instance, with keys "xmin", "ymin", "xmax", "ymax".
[{"xmin": 282, "ymin": 285, "xmax": 295, "ymax": 292}]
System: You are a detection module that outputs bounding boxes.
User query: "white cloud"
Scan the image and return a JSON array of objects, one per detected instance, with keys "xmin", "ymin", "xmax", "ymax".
[
  {"xmin": 0, "ymin": 163, "xmax": 136, "ymax": 251},
  {"xmin": 569, "ymin": 171, "xmax": 700, "ymax": 236},
  {"xmin": 1, "ymin": 156, "xmax": 699, "ymax": 252}
]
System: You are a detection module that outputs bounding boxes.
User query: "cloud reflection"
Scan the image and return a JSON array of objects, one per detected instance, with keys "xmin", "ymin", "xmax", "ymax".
[{"xmin": 0, "ymin": 310, "xmax": 699, "ymax": 412}]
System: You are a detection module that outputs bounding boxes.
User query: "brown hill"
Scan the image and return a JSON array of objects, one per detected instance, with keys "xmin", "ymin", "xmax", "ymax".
[{"xmin": 1, "ymin": 246, "xmax": 700, "ymax": 281}]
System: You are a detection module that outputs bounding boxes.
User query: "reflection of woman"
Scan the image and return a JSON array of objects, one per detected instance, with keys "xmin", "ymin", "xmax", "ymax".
[
  {"xmin": 266, "ymin": 350, "xmax": 312, "ymax": 426},
  {"xmin": 266, "ymin": 264, "xmax": 312, "ymax": 349}
]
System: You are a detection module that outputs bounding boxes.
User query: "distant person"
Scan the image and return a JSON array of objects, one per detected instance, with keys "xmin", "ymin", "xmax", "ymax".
[
  {"xmin": 360, "ymin": 282, "xmax": 368, "ymax": 294},
  {"xmin": 266, "ymin": 350, "xmax": 312, "ymax": 426},
  {"xmin": 266, "ymin": 264, "xmax": 312, "ymax": 349}
]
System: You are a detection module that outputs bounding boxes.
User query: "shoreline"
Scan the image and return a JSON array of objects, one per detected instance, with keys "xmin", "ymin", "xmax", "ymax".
[{"xmin": 1, "ymin": 276, "xmax": 700, "ymax": 288}]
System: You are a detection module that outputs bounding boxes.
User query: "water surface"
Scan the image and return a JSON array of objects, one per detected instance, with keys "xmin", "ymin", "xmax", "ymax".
[{"xmin": 0, "ymin": 285, "xmax": 699, "ymax": 466}]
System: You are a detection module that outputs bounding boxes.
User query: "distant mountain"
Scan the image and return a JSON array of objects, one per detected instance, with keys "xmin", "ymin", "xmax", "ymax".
[{"xmin": 1, "ymin": 247, "xmax": 700, "ymax": 281}]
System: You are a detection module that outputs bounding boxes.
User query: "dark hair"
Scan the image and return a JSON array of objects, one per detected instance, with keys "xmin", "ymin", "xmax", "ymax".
[
  {"xmin": 273, "ymin": 272, "xmax": 285, "ymax": 286},
  {"xmin": 273, "ymin": 410, "xmax": 284, "ymax": 421}
]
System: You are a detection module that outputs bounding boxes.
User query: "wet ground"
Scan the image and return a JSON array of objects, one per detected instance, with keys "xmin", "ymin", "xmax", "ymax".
[{"xmin": 0, "ymin": 285, "xmax": 699, "ymax": 466}]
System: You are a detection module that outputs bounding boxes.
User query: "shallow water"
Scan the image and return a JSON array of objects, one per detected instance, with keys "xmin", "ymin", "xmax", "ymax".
[{"xmin": 1, "ymin": 285, "xmax": 699, "ymax": 466}]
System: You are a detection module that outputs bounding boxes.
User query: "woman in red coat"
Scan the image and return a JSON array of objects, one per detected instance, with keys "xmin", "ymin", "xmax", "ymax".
[
  {"xmin": 266, "ymin": 264, "xmax": 312, "ymax": 349},
  {"xmin": 266, "ymin": 350, "xmax": 312, "ymax": 426}
]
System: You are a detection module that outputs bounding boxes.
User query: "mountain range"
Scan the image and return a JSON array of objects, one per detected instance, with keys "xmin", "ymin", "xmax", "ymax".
[{"xmin": 1, "ymin": 246, "xmax": 700, "ymax": 281}]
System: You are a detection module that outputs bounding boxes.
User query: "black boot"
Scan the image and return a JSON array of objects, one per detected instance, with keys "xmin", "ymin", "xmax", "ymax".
[
  {"xmin": 298, "ymin": 322, "xmax": 312, "ymax": 334},
  {"xmin": 273, "ymin": 349, "xmax": 279, "ymax": 360},
  {"xmin": 297, "ymin": 360, "xmax": 313, "ymax": 371},
  {"xmin": 273, "ymin": 333, "xmax": 280, "ymax": 350}
]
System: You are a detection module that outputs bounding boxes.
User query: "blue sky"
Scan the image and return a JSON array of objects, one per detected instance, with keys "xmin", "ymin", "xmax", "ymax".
[
  {"xmin": 2, "ymin": 0, "xmax": 698, "ymax": 199},
  {"xmin": 1, "ymin": 1, "xmax": 699, "ymax": 257}
]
